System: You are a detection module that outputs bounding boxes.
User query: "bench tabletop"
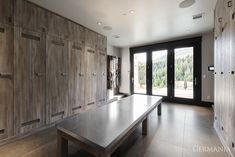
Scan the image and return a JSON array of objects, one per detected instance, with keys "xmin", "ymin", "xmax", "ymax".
[{"xmin": 57, "ymin": 94, "xmax": 162, "ymax": 150}]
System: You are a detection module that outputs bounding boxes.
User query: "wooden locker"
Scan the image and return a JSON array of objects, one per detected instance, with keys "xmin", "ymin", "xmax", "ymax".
[
  {"xmin": 68, "ymin": 21, "xmax": 85, "ymax": 42},
  {"xmin": 14, "ymin": 0, "xmax": 47, "ymax": 32},
  {"xmin": 84, "ymin": 29, "xmax": 97, "ymax": 110},
  {"xmin": 0, "ymin": 23, "xmax": 13, "ymax": 140},
  {"xmin": 68, "ymin": 40, "xmax": 85, "ymax": 115},
  {"xmin": 85, "ymin": 29, "xmax": 97, "ymax": 49},
  {"xmin": 46, "ymin": 12, "xmax": 69, "ymax": 38},
  {"xmin": 14, "ymin": 27, "xmax": 46, "ymax": 134},
  {"xmin": 0, "ymin": 0, "xmax": 13, "ymax": 25},
  {"xmin": 229, "ymin": 2, "xmax": 235, "ymax": 154},
  {"xmin": 46, "ymin": 35, "xmax": 69, "ymax": 123},
  {"xmin": 214, "ymin": 37, "xmax": 220, "ymax": 129},
  {"xmin": 84, "ymin": 45, "xmax": 97, "ymax": 110},
  {"xmin": 96, "ymin": 35, "xmax": 107, "ymax": 106}
]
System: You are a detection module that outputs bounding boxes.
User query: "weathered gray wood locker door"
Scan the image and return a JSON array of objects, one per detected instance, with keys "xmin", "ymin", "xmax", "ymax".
[
  {"xmin": 214, "ymin": 0, "xmax": 220, "ymax": 130},
  {"xmin": 46, "ymin": 35, "xmax": 69, "ymax": 123},
  {"xmin": 14, "ymin": 28, "xmax": 46, "ymax": 134},
  {"xmin": 46, "ymin": 12, "xmax": 68, "ymax": 38},
  {"xmin": 96, "ymin": 35, "xmax": 107, "ymax": 106},
  {"xmin": 229, "ymin": 0, "xmax": 235, "ymax": 154},
  {"xmin": 14, "ymin": 0, "xmax": 47, "ymax": 32},
  {"xmin": 85, "ymin": 29, "xmax": 97, "ymax": 110},
  {"xmin": 69, "ymin": 40, "xmax": 85, "ymax": 115},
  {"xmin": 0, "ymin": 0, "xmax": 13, "ymax": 25},
  {"xmin": 0, "ymin": 24, "xmax": 13, "ymax": 140}
]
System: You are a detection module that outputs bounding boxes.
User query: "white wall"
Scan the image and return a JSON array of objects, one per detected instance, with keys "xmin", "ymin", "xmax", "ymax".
[
  {"xmin": 201, "ymin": 32, "xmax": 214, "ymax": 102},
  {"xmin": 107, "ymin": 43, "xmax": 121, "ymax": 57},
  {"xmin": 119, "ymin": 47, "xmax": 131, "ymax": 94},
  {"xmin": 119, "ymin": 33, "xmax": 215, "ymax": 102}
]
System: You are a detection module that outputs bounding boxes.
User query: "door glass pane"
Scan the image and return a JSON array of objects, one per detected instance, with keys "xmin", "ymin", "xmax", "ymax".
[
  {"xmin": 174, "ymin": 47, "xmax": 194, "ymax": 99},
  {"xmin": 134, "ymin": 53, "xmax": 146, "ymax": 94},
  {"xmin": 152, "ymin": 50, "xmax": 168, "ymax": 96}
]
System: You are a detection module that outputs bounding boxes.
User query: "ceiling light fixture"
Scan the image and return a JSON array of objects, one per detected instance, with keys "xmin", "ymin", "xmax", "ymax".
[
  {"xmin": 179, "ymin": 0, "xmax": 195, "ymax": 8},
  {"xmin": 97, "ymin": 22, "xmax": 102, "ymax": 25},
  {"xmin": 129, "ymin": 10, "xmax": 135, "ymax": 14}
]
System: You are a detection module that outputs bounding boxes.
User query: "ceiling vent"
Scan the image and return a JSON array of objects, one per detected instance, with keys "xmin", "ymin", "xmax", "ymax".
[{"xmin": 193, "ymin": 13, "xmax": 204, "ymax": 20}]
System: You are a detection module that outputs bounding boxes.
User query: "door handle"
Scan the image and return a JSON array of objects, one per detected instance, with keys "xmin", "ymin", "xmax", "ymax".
[{"xmin": 194, "ymin": 77, "xmax": 197, "ymax": 86}]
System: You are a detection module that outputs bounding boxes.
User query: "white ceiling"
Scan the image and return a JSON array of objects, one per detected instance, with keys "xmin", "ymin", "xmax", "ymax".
[{"xmin": 29, "ymin": 0, "xmax": 217, "ymax": 47}]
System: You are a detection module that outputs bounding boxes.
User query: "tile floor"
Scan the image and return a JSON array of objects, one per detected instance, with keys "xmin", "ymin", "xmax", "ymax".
[{"xmin": 0, "ymin": 103, "xmax": 228, "ymax": 157}]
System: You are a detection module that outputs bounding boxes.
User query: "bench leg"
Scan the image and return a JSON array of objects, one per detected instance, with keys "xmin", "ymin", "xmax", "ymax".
[
  {"xmin": 142, "ymin": 117, "xmax": 148, "ymax": 136},
  {"xmin": 57, "ymin": 131, "xmax": 68, "ymax": 157},
  {"xmin": 158, "ymin": 103, "xmax": 162, "ymax": 116}
]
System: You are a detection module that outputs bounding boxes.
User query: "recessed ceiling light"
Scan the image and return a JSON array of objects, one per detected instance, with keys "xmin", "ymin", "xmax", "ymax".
[
  {"xmin": 113, "ymin": 35, "xmax": 120, "ymax": 39},
  {"xmin": 179, "ymin": 0, "xmax": 195, "ymax": 8},
  {"xmin": 129, "ymin": 10, "xmax": 135, "ymax": 14},
  {"xmin": 97, "ymin": 22, "xmax": 102, "ymax": 25},
  {"xmin": 103, "ymin": 26, "xmax": 112, "ymax": 31}
]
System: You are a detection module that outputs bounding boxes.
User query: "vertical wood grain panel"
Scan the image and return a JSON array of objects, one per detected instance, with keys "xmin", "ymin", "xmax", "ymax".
[
  {"xmin": 96, "ymin": 35, "xmax": 107, "ymax": 106},
  {"xmin": 68, "ymin": 40, "xmax": 85, "ymax": 115},
  {"xmin": 46, "ymin": 35, "xmax": 69, "ymax": 123},
  {"xmin": 14, "ymin": 27, "xmax": 46, "ymax": 134},
  {"xmin": 0, "ymin": 23, "xmax": 13, "ymax": 140},
  {"xmin": 14, "ymin": 0, "xmax": 47, "ymax": 32}
]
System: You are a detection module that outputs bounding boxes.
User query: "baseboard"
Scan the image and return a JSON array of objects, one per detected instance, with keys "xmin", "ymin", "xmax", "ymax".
[
  {"xmin": 0, "ymin": 123, "xmax": 55, "ymax": 147},
  {"xmin": 214, "ymin": 122, "xmax": 234, "ymax": 157}
]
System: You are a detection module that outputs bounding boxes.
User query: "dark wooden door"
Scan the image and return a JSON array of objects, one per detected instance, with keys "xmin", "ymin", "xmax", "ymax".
[
  {"xmin": 46, "ymin": 35, "xmax": 69, "ymax": 123},
  {"xmin": 84, "ymin": 29, "xmax": 97, "ymax": 110},
  {"xmin": 69, "ymin": 40, "xmax": 85, "ymax": 115},
  {"xmin": 96, "ymin": 35, "xmax": 107, "ymax": 106},
  {"xmin": 14, "ymin": 28, "xmax": 46, "ymax": 134},
  {"xmin": 0, "ymin": 24, "xmax": 13, "ymax": 140}
]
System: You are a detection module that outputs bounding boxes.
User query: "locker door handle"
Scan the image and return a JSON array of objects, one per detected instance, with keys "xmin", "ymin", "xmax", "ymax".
[
  {"xmin": 0, "ymin": 129, "xmax": 5, "ymax": 134},
  {"xmin": 0, "ymin": 27, "xmax": 5, "ymax": 33},
  {"xmin": 79, "ymin": 73, "xmax": 84, "ymax": 77},
  {"xmin": 194, "ymin": 77, "xmax": 197, "ymax": 86},
  {"xmin": 228, "ymin": 1, "xmax": 232, "ymax": 7},
  {"xmin": 92, "ymin": 73, "xmax": 96, "ymax": 76},
  {"xmin": 87, "ymin": 102, "xmax": 95, "ymax": 106},
  {"xmin": 231, "ymin": 71, "xmax": 234, "ymax": 75},
  {"xmin": 0, "ymin": 73, "xmax": 12, "ymax": 79},
  {"xmin": 61, "ymin": 73, "xmax": 68, "ymax": 76},
  {"xmin": 221, "ymin": 72, "xmax": 224, "ymax": 75},
  {"xmin": 35, "ymin": 72, "xmax": 45, "ymax": 77}
]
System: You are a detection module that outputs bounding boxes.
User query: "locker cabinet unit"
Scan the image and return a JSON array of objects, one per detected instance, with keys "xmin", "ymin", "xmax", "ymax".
[
  {"xmin": 96, "ymin": 34, "xmax": 107, "ymax": 107},
  {"xmin": 0, "ymin": 0, "xmax": 107, "ymax": 142},
  {"xmin": 214, "ymin": 0, "xmax": 235, "ymax": 156},
  {"xmin": 46, "ymin": 35, "xmax": 69, "ymax": 124},
  {"xmin": 0, "ymin": 23, "xmax": 13, "ymax": 140},
  {"xmin": 14, "ymin": 28, "xmax": 46, "ymax": 134},
  {"xmin": 69, "ymin": 40, "xmax": 85, "ymax": 115}
]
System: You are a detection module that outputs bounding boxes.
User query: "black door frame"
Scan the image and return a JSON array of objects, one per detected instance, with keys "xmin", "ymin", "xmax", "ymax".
[{"xmin": 130, "ymin": 37, "xmax": 202, "ymax": 105}]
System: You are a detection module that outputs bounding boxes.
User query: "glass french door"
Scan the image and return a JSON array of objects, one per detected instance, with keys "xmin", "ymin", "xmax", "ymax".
[
  {"xmin": 174, "ymin": 47, "xmax": 194, "ymax": 99},
  {"xmin": 152, "ymin": 50, "xmax": 168, "ymax": 96},
  {"xmin": 133, "ymin": 52, "xmax": 147, "ymax": 94},
  {"xmin": 131, "ymin": 38, "xmax": 201, "ymax": 104}
]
